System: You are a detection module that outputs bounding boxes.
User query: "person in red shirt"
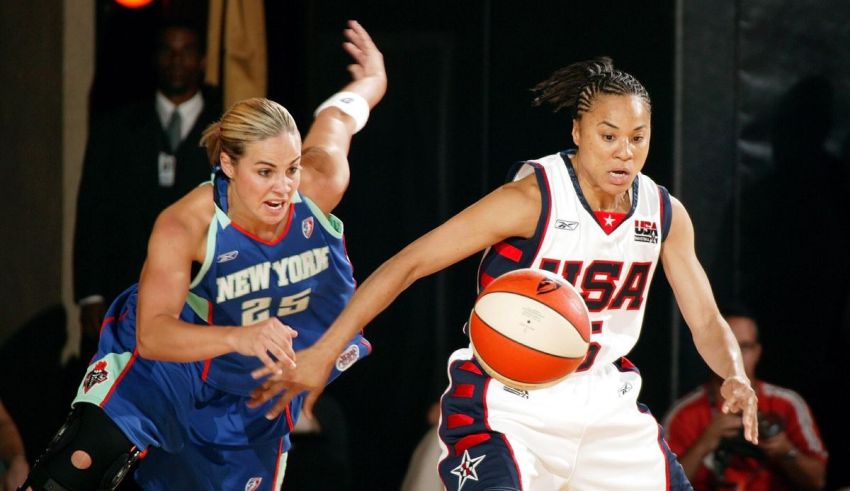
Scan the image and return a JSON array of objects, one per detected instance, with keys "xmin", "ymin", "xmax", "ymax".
[{"xmin": 664, "ymin": 308, "xmax": 828, "ymax": 490}]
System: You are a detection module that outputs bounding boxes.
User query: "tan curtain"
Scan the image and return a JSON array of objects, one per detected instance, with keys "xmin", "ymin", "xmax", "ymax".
[{"xmin": 206, "ymin": 0, "xmax": 267, "ymax": 109}]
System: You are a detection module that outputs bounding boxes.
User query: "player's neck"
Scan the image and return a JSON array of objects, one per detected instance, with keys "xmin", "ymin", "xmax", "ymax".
[{"xmin": 585, "ymin": 189, "xmax": 630, "ymax": 213}]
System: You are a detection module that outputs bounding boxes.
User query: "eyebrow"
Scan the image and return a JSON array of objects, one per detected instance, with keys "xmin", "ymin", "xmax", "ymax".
[
  {"xmin": 598, "ymin": 121, "xmax": 647, "ymax": 131},
  {"xmin": 253, "ymin": 156, "xmax": 302, "ymax": 167}
]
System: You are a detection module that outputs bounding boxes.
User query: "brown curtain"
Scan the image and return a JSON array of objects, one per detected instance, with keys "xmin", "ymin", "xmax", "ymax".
[{"xmin": 206, "ymin": 0, "xmax": 267, "ymax": 109}]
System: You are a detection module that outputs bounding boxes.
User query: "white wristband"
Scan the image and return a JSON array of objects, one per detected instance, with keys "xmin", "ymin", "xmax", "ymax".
[{"xmin": 314, "ymin": 91, "xmax": 369, "ymax": 133}]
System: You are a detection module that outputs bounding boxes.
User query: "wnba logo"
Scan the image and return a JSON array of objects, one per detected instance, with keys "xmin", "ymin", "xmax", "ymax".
[{"xmin": 244, "ymin": 477, "xmax": 262, "ymax": 491}]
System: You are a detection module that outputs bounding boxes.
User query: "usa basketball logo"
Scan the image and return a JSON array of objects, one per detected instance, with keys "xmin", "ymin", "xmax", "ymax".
[
  {"xmin": 634, "ymin": 220, "xmax": 659, "ymax": 244},
  {"xmin": 302, "ymin": 217, "xmax": 314, "ymax": 239},
  {"xmin": 244, "ymin": 477, "xmax": 262, "ymax": 491},
  {"xmin": 83, "ymin": 360, "xmax": 109, "ymax": 393}
]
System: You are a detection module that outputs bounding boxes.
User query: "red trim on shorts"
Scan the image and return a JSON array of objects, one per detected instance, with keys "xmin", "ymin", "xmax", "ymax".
[
  {"xmin": 454, "ymin": 432, "xmax": 491, "ymax": 455},
  {"xmin": 493, "ymin": 242, "xmax": 522, "ymax": 262},
  {"xmin": 100, "ymin": 349, "xmax": 140, "ymax": 406},
  {"xmin": 447, "ymin": 413, "xmax": 474, "ymax": 429},
  {"xmin": 452, "ymin": 383, "xmax": 475, "ymax": 398},
  {"xmin": 500, "ymin": 433, "xmax": 524, "ymax": 490},
  {"xmin": 459, "ymin": 361, "xmax": 482, "ymax": 375},
  {"xmin": 271, "ymin": 437, "xmax": 284, "ymax": 487},
  {"xmin": 657, "ymin": 426, "xmax": 671, "ymax": 491},
  {"xmin": 229, "ymin": 203, "xmax": 294, "ymax": 246}
]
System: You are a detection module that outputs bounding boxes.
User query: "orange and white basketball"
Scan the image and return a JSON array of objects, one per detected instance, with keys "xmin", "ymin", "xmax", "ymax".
[{"xmin": 469, "ymin": 268, "xmax": 591, "ymax": 389}]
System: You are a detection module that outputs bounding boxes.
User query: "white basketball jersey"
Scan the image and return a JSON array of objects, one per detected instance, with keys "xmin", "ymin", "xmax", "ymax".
[{"xmin": 477, "ymin": 150, "xmax": 671, "ymax": 371}]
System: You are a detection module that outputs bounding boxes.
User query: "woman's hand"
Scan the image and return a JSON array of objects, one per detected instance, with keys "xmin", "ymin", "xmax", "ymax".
[
  {"xmin": 720, "ymin": 375, "xmax": 759, "ymax": 444},
  {"xmin": 227, "ymin": 317, "xmax": 298, "ymax": 377}
]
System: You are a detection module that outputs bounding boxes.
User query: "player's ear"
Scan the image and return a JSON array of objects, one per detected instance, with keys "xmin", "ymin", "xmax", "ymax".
[
  {"xmin": 571, "ymin": 119, "xmax": 580, "ymax": 147},
  {"xmin": 220, "ymin": 152, "xmax": 235, "ymax": 179}
]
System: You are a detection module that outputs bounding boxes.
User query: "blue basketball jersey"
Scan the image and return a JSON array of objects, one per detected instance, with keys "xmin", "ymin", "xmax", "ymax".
[{"xmin": 183, "ymin": 169, "xmax": 367, "ymax": 396}]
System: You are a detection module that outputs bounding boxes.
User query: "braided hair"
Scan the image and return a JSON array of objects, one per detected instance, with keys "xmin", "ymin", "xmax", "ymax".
[{"xmin": 531, "ymin": 57, "xmax": 651, "ymax": 119}]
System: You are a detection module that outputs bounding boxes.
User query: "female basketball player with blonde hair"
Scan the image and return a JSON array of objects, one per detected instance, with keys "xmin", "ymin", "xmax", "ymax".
[
  {"xmin": 252, "ymin": 57, "xmax": 758, "ymax": 490},
  {"xmin": 22, "ymin": 20, "xmax": 385, "ymax": 491}
]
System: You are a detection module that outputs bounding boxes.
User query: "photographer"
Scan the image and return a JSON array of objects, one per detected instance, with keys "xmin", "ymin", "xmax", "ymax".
[{"xmin": 663, "ymin": 308, "xmax": 828, "ymax": 490}]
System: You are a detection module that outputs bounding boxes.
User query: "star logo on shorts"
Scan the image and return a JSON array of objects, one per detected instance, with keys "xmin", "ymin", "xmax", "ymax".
[{"xmin": 450, "ymin": 450, "xmax": 485, "ymax": 490}]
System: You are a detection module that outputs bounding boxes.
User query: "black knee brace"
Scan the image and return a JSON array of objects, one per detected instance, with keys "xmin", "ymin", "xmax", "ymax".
[{"xmin": 21, "ymin": 403, "xmax": 142, "ymax": 491}]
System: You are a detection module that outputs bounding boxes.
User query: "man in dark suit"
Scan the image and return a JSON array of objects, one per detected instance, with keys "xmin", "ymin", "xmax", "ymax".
[{"xmin": 73, "ymin": 21, "xmax": 221, "ymax": 362}]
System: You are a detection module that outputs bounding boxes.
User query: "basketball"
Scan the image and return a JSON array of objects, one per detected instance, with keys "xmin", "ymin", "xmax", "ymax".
[{"xmin": 469, "ymin": 268, "xmax": 591, "ymax": 388}]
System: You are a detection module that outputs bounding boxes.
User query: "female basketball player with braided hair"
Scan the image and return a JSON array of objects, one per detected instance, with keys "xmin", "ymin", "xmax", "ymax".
[
  {"xmin": 21, "ymin": 20, "xmax": 385, "ymax": 491},
  {"xmin": 253, "ymin": 57, "xmax": 757, "ymax": 490}
]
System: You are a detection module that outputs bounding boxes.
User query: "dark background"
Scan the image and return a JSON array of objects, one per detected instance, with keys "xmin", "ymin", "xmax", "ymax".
[{"xmin": 2, "ymin": 0, "xmax": 848, "ymax": 489}]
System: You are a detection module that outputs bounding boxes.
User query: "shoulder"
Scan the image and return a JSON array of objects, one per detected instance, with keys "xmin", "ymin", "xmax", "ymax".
[{"xmin": 156, "ymin": 184, "xmax": 215, "ymax": 240}]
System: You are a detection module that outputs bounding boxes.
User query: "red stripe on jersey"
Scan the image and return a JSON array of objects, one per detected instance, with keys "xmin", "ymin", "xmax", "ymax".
[
  {"xmin": 459, "ymin": 361, "xmax": 482, "ymax": 375},
  {"xmin": 479, "ymin": 271, "xmax": 495, "ymax": 290},
  {"xmin": 99, "ymin": 316, "xmax": 115, "ymax": 336},
  {"xmin": 454, "ymin": 433, "xmax": 491, "ymax": 455},
  {"xmin": 447, "ymin": 413, "xmax": 475, "ymax": 429},
  {"xmin": 529, "ymin": 163, "xmax": 552, "ymax": 264},
  {"xmin": 284, "ymin": 404, "xmax": 294, "ymax": 431},
  {"xmin": 201, "ymin": 359, "xmax": 212, "ymax": 382},
  {"xmin": 229, "ymin": 203, "xmax": 295, "ymax": 246},
  {"xmin": 101, "ymin": 349, "xmax": 139, "ymax": 406},
  {"xmin": 493, "ymin": 242, "xmax": 522, "ymax": 262},
  {"xmin": 452, "ymin": 383, "xmax": 475, "ymax": 398},
  {"xmin": 201, "ymin": 301, "xmax": 214, "ymax": 381}
]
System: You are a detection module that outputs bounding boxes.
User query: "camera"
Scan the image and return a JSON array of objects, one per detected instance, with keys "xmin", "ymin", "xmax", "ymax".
[{"xmin": 712, "ymin": 412, "xmax": 785, "ymax": 480}]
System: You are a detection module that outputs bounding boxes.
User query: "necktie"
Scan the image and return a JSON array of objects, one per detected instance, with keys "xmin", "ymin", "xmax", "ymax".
[{"xmin": 166, "ymin": 109, "xmax": 182, "ymax": 153}]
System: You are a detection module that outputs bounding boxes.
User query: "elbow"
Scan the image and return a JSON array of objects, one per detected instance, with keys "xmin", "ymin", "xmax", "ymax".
[
  {"xmin": 326, "ymin": 170, "xmax": 351, "ymax": 200},
  {"xmin": 135, "ymin": 321, "xmax": 161, "ymax": 360},
  {"xmin": 136, "ymin": 331, "xmax": 154, "ymax": 359}
]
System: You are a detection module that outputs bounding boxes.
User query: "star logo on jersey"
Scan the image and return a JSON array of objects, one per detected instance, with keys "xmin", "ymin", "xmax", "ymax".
[
  {"xmin": 244, "ymin": 477, "xmax": 262, "ymax": 491},
  {"xmin": 451, "ymin": 450, "xmax": 485, "ymax": 489},
  {"xmin": 302, "ymin": 217, "xmax": 314, "ymax": 239},
  {"xmin": 82, "ymin": 360, "xmax": 109, "ymax": 393}
]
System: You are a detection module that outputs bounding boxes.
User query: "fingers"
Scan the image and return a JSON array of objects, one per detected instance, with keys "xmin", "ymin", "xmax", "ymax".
[
  {"xmin": 342, "ymin": 20, "xmax": 384, "ymax": 76},
  {"xmin": 265, "ymin": 389, "xmax": 297, "ymax": 420},
  {"xmin": 247, "ymin": 379, "xmax": 279, "ymax": 408},
  {"xmin": 302, "ymin": 387, "xmax": 325, "ymax": 421},
  {"xmin": 345, "ymin": 19, "xmax": 374, "ymax": 51},
  {"xmin": 256, "ymin": 350, "xmax": 281, "ymax": 377},
  {"xmin": 743, "ymin": 398, "xmax": 759, "ymax": 444}
]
